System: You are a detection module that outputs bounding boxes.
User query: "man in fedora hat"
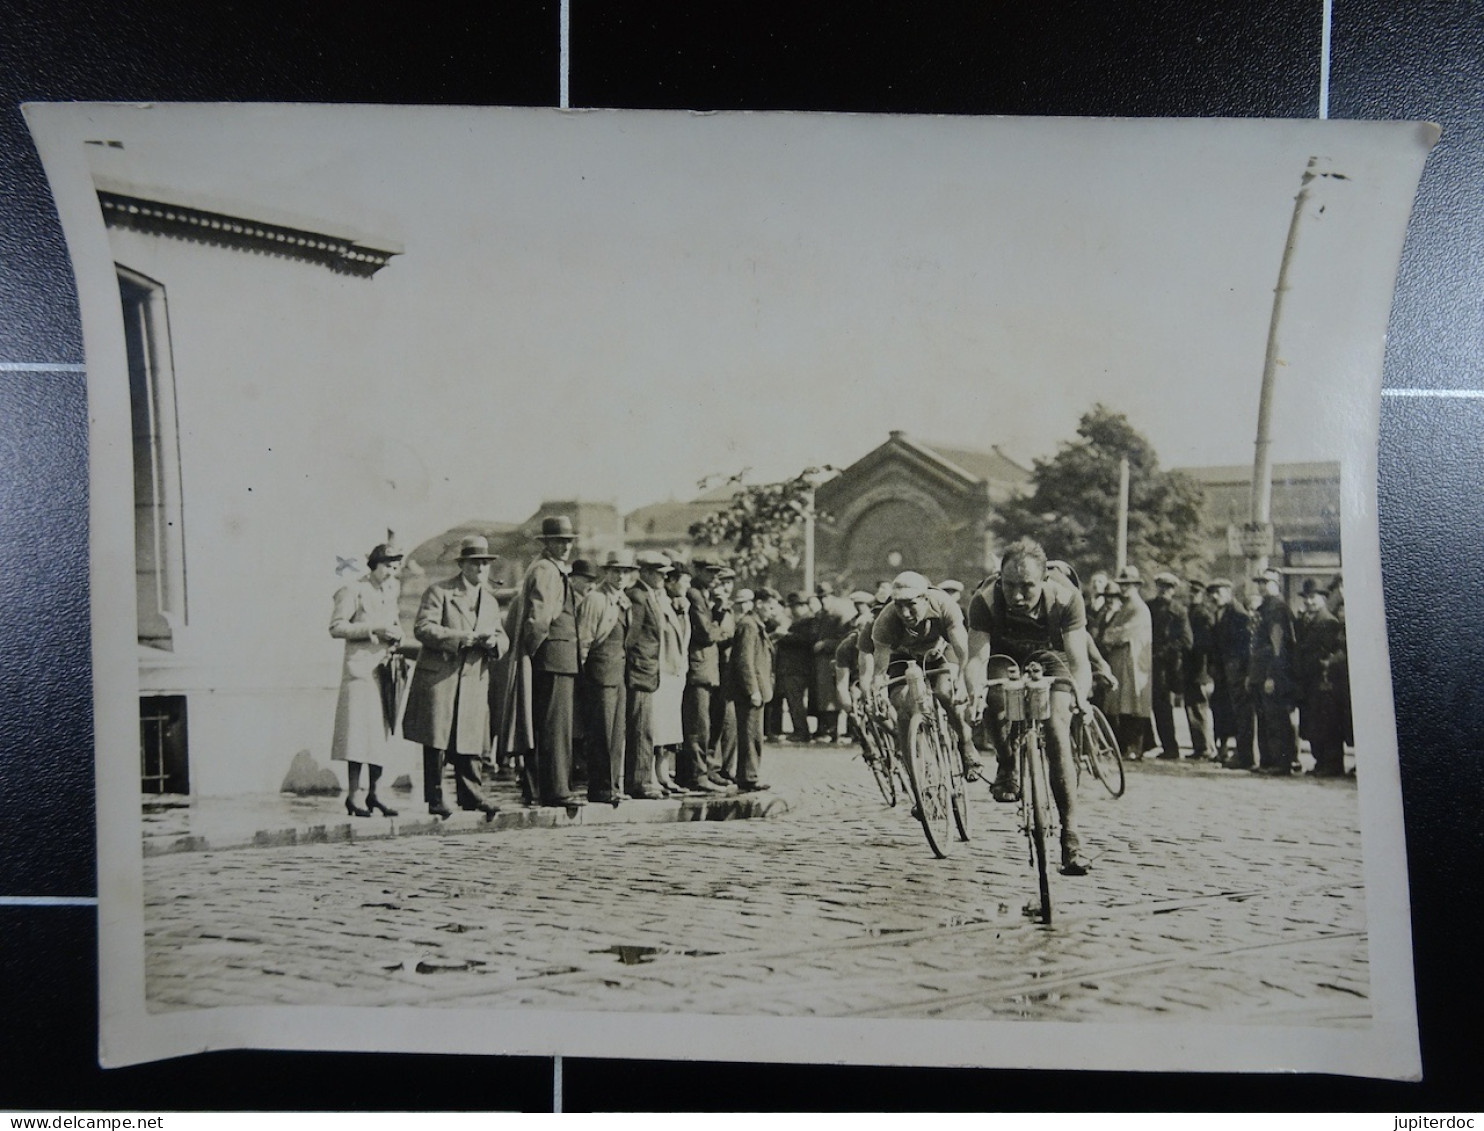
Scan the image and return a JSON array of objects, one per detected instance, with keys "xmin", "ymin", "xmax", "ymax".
[
  {"xmin": 497, "ymin": 515, "xmax": 585, "ymax": 807},
  {"xmin": 1098, "ymin": 565, "xmax": 1155, "ymax": 758},
  {"xmin": 402, "ymin": 535, "xmax": 507, "ymax": 819},
  {"xmin": 728, "ymin": 587, "xmax": 776, "ymax": 791},
  {"xmin": 1149, "ymin": 571, "xmax": 1193, "ymax": 760},
  {"xmin": 576, "ymin": 549, "xmax": 639, "ymax": 804},
  {"xmin": 1295, "ymin": 577, "xmax": 1349, "ymax": 776}
]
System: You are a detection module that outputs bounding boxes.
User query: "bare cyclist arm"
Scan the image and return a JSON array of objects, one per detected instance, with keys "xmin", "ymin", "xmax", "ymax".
[{"xmin": 1063, "ymin": 625, "xmax": 1093, "ymax": 701}]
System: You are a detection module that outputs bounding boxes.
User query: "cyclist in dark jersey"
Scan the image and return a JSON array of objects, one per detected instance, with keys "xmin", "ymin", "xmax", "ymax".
[
  {"xmin": 965, "ymin": 537, "xmax": 1093, "ymax": 876},
  {"xmin": 870, "ymin": 571, "xmax": 982, "ymax": 779}
]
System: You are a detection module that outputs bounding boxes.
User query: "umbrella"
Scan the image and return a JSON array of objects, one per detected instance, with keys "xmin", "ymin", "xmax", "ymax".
[{"xmin": 377, "ymin": 651, "xmax": 413, "ymax": 735}]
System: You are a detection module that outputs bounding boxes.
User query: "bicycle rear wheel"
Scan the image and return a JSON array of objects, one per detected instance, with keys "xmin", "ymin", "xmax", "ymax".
[
  {"xmin": 1022, "ymin": 730, "xmax": 1054, "ymax": 924},
  {"xmin": 1083, "ymin": 706, "xmax": 1126, "ymax": 798},
  {"xmin": 905, "ymin": 712, "xmax": 953, "ymax": 858}
]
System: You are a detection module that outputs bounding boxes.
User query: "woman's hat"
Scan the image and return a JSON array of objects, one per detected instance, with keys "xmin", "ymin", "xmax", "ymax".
[{"xmin": 367, "ymin": 542, "xmax": 403, "ymax": 568}]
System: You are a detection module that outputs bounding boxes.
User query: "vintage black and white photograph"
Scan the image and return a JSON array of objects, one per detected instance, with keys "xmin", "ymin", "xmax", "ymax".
[{"xmin": 28, "ymin": 104, "xmax": 1430, "ymax": 1074}]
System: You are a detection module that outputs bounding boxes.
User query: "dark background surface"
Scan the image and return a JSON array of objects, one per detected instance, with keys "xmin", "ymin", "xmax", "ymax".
[{"xmin": 1, "ymin": 0, "xmax": 1479, "ymax": 1111}]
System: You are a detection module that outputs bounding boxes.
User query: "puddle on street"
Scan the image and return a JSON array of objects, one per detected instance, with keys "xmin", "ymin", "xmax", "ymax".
[{"xmin": 594, "ymin": 944, "xmax": 720, "ymax": 965}]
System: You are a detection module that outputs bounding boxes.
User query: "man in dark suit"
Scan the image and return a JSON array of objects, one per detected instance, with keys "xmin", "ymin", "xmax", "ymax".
[
  {"xmin": 402, "ymin": 536, "xmax": 507, "ymax": 819},
  {"xmin": 576, "ymin": 549, "xmax": 638, "ymax": 805},
  {"xmin": 1149, "ymin": 572, "xmax": 1193, "ymax": 760},
  {"xmin": 498, "ymin": 515, "xmax": 585, "ymax": 808},
  {"xmin": 775, "ymin": 592, "xmax": 815, "ymax": 742},
  {"xmin": 729, "ymin": 588, "xmax": 775, "ymax": 791},
  {"xmin": 624, "ymin": 550, "xmax": 671, "ymax": 799},
  {"xmin": 681, "ymin": 560, "xmax": 735, "ymax": 793},
  {"xmin": 1295, "ymin": 578, "xmax": 1349, "ymax": 776},
  {"xmin": 1208, "ymin": 578, "xmax": 1256, "ymax": 769}
]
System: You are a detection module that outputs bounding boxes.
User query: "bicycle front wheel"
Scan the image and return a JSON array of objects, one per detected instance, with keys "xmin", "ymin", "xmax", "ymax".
[
  {"xmin": 860, "ymin": 715, "xmax": 897, "ymax": 807},
  {"xmin": 1023, "ymin": 729, "xmax": 1054, "ymax": 924},
  {"xmin": 1083, "ymin": 706, "xmax": 1126, "ymax": 798},
  {"xmin": 905, "ymin": 712, "xmax": 954, "ymax": 858}
]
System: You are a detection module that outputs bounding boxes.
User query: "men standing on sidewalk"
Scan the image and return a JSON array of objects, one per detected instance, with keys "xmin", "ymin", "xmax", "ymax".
[
  {"xmin": 729, "ymin": 587, "xmax": 775, "ymax": 792},
  {"xmin": 811, "ymin": 581, "xmax": 857, "ymax": 743},
  {"xmin": 498, "ymin": 515, "xmax": 585, "ymax": 808},
  {"xmin": 403, "ymin": 536, "xmax": 507, "ymax": 819},
  {"xmin": 576, "ymin": 550, "xmax": 638, "ymax": 805},
  {"xmin": 1149, "ymin": 572, "xmax": 1192, "ymax": 760},
  {"xmin": 1249, "ymin": 569, "xmax": 1299, "ymax": 774}
]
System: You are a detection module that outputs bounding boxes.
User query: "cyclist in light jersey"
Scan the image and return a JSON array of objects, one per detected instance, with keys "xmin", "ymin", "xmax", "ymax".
[{"xmin": 870, "ymin": 571, "xmax": 982, "ymax": 780}]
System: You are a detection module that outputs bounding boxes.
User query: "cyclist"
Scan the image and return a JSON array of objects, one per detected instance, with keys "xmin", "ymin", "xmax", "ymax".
[
  {"xmin": 870, "ymin": 571, "xmax": 982, "ymax": 781},
  {"xmin": 965, "ymin": 538, "xmax": 1094, "ymax": 876}
]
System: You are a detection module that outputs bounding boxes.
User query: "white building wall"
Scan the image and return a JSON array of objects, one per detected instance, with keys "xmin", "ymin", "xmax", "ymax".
[{"xmin": 107, "ymin": 224, "xmax": 432, "ymax": 796}]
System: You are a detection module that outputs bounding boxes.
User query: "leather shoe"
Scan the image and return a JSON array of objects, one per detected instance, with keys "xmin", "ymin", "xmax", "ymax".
[
  {"xmin": 1059, "ymin": 853, "xmax": 1093, "ymax": 877},
  {"xmin": 364, "ymin": 793, "xmax": 398, "ymax": 817},
  {"xmin": 544, "ymin": 795, "xmax": 587, "ymax": 807},
  {"xmin": 737, "ymin": 780, "xmax": 770, "ymax": 792},
  {"xmin": 479, "ymin": 801, "xmax": 500, "ymax": 821},
  {"xmin": 630, "ymin": 787, "xmax": 665, "ymax": 800},
  {"xmin": 428, "ymin": 800, "xmax": 453, "ymax": 820}
]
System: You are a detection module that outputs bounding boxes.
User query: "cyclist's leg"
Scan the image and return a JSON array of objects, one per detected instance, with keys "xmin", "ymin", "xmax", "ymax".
[
  {"xmin": 981, "ymin": 655, "xmax": 1020, "ymax": 800},
  {"xmin": 1033, "ymin": 651, "xmax": 1089, "ymax": 873},
  {"xmin": 927, "ymin": 664, "xmax": 980, "ymax": 776}
]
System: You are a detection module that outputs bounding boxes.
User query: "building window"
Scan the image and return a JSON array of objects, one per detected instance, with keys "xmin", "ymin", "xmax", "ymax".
[
  {"xmin": 119, "ymin": 267, "xmax": 187, "ymax": 649},
  {"xmin": 140, "ymin": 695, "xmax": 189, "ymax": 795}
]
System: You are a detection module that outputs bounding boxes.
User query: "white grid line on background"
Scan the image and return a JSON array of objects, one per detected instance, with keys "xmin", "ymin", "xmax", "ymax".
[
  {"xmin": 0, "ymin": 896, "xmax": 98, "ymax": 907},
  {"xmin": 560, "ymin": 0, "xmax": 570, "ymax": 109},
  {"xmin": 0, "ymin": 362, "xmax": 85, "ymax": 372},
  {"xmin": 1320, "ymin": 0, "xmax": 1333, "ymax": 119}
]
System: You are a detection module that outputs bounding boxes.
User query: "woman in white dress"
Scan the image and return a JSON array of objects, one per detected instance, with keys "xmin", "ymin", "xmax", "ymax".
[{"xmin": 329, "ymin": 542, "xmax": 406, "ymax": 816}]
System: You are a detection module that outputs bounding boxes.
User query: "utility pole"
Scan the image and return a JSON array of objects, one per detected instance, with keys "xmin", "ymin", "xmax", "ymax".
[
  {"xmin": 1115, "ymin": 456, "xmax": 1130, "ymax": 575},
  {"xmin": 1246, "ymin": 157, "xmax": 1344, "ymax": 581}
]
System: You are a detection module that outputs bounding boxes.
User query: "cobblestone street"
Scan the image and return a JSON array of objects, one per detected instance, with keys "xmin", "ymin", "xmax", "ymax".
[{"xmin": 144, "ymin": 744, "xmax": 1368, "ymax": 1026}]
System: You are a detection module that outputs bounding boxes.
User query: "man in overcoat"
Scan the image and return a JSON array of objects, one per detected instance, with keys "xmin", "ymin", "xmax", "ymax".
[
  {"xmin": 775, "ymin": 592, "xmax": 816, "ymax": 742},
  {"xmin": 497, "ymin": 515, "xmax": 585, "ymax": 807},
  {"xmin": 402, "ymin": 536, "xmax": 507, "ymax": 819},
  {"xmin": 1098, "ymin": 567, "xmax": 1155, "ymax": 759},
  {"xmin": 729, "ymin": 588, "xmax": 776, "ymax": 792}
]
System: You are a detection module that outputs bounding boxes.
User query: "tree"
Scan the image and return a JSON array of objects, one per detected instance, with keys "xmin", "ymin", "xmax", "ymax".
[
  {"xmin": 689, "ymin": 467, "xmax": 834, "ymax": 583},
  {"xmin": 992, "ymin": 405, "xmax": 1208, "ymax": 580}
]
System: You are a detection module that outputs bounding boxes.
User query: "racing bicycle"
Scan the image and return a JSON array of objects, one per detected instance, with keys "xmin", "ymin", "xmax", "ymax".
[
  {"xmin": 885, "ymin": 660, "xmax": 971, "ymax": 858},
  {"xmin": 984, "ymin": 657, "xmax": 1059, "ymax": 924},
  {"xmin": 850, "ymin": 680, "xmax": 910, "ymax": 807}
]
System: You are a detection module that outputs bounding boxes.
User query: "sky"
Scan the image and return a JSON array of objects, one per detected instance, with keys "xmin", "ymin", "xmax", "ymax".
[{"xmin": 70, "ymin": 106, "xmax": 1431, "ymax": 528}]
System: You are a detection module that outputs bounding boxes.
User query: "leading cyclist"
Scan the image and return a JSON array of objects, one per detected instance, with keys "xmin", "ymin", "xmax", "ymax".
[
  {"xmin": 965, "ymin": 537, "xmax": 1094, "ymax": 876},
  {"xmin": 870, "ymin": 571, "xmax": 983, "ymax": 781}
]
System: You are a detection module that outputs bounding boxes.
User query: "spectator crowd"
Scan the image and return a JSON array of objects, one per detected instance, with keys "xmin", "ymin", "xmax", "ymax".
[{"xmin": 326, "ymin": 517, "xmax": 1355, "ymax": 820}]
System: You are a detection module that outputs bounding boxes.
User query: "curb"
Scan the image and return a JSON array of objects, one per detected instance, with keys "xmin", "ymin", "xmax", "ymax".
[{"xmin": 142, "ymin": 792, "xmax": 789, "ymax": 857}]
